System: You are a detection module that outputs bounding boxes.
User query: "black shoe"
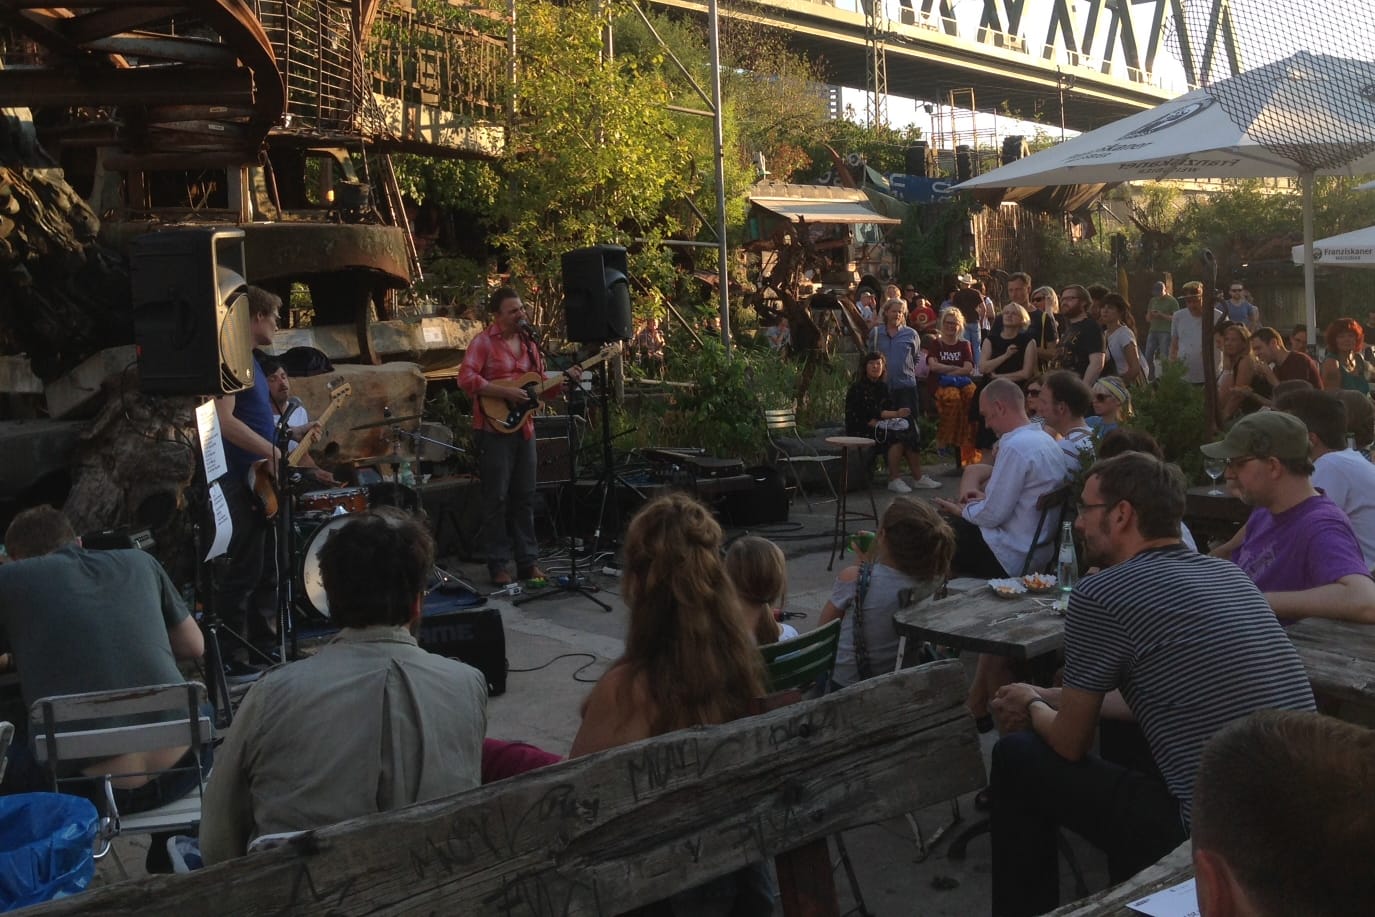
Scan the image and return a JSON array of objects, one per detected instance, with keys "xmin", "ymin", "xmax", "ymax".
[{"xmin": 223, "ymin": 658, "xmax": 264, "ymax": 685}]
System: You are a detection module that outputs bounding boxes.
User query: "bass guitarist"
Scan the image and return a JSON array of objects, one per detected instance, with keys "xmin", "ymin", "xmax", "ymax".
[{"xmin": 459, "ymin": 286, "xmax": 582, "ymax": 587}]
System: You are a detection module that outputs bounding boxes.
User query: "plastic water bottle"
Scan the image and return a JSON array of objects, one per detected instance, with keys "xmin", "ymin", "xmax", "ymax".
[
  {"xmin": 398, "ymin": 462, "xmax": 416, "ymax": 487},
  {"xmin": 1055, "ymin": 521, "xmax": 1078, "ymax": 611}
]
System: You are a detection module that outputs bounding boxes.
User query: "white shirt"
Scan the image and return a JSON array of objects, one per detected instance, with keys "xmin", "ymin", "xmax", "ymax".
[
  {"xmin": 1170, "ymin": 308, "xmax": 1224, "ymax": 383},
  {"xmin": 1313, "ymin": 449, "xmax": 1375, "ymax": 568},
  {"xmin": 963, "ymin": 423, "xmax": 1068, "ymax": 576},
  {"xmin": 271, "ymin": 404, "xmax": 308, "ymax": 454}
]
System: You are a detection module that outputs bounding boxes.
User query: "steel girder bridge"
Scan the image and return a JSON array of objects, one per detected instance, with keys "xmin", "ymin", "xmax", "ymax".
[{"xmin": 648, "ymin": 0, "xmax": 1243, "ymax": 131}]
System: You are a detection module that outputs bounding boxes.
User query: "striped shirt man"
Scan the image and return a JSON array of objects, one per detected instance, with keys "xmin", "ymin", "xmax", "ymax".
[{"xmin": 1064, "ymin": 543, "xmax": 1316, "ymax": 825}]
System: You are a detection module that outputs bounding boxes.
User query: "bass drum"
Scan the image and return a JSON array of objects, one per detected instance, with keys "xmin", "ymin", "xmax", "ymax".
[{"xmin": 297, "ymin": 514, "xmax": 355, "ymax": 619}]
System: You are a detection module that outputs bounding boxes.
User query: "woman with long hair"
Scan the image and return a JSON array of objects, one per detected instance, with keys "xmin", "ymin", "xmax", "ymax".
[
  {"xmin": 1217, "ymin": 321, "xmax": 1271, "ymax": 419},
  {"xmin": 571, "ymin": 493, "xmax": 772, "ymax": 912},
  {"xmin": 845, "ymin": 350, "xmax": 936, "ymax": 493},
  {"xmin": 725, "ymin": 536, "xmax": 797, "ymax": 645},
  {"xmin": 924, "ymin": 307, "xmax": 980, "ymax": 465},
  {"xmin": 1321, "ymin": 318, "xmax": 1372, "ymax": 395},
  {"xmin": 1030, "ymin": 286, "xmax": 1060, "ymax": 370},
  {"xmin": 1099, "ymin": 293, "xmax": 1143, "ymax": 385}
]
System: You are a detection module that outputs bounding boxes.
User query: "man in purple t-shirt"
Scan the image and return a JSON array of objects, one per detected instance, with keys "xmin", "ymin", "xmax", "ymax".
[{"xmin": 1205, "ymin": 412, "xmax": 1375, "ymax": 624}]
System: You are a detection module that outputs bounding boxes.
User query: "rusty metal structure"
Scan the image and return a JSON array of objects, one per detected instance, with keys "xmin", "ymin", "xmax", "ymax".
[{"xmin": 0, "ymin": 0, "xmax": 507, "ymax": 359}]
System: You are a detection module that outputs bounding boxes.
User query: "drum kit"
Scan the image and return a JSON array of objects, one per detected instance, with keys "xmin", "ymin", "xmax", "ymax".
[{"xmin": 285, "ymin": 408, "xmax": 470, "ymax": 621}]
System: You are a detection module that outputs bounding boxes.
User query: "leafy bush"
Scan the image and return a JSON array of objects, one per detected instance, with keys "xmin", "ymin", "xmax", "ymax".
[{"xmin": 1130, "ymin": 360, "xmax": 1208, "ymax": 482}]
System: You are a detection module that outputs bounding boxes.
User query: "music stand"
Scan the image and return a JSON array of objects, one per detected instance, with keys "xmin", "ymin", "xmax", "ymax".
[{"xmin": 515, "ymin": 335, "xmax": 611, "ymax": 612}]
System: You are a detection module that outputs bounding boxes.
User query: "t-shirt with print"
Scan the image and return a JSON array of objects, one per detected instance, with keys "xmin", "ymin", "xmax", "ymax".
[
  {"xmin": 1056, "ymin": 317, "xmax": 1104, "ymax": 378},
  {"xmin": 1234, "ymin": 494, "xmax": 1370, "ymax": 623},
  {"xmin": 923, "ymin": 337, "xmax": 974, "ymax": 377}
]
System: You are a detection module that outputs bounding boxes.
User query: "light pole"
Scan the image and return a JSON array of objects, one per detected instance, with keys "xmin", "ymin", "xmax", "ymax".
[{"xmin": 1056, "ymin": 69, "xmax": 1076, "ymax": 141}]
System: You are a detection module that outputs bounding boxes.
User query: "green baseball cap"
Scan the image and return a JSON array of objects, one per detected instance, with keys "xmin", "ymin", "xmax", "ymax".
[{"xmin": 1200, "ymin": 411, "xmax": 1310, "ymax": 461}]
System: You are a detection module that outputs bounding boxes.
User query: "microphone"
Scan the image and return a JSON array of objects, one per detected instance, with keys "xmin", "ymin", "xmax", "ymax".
[{"xmin": 519, "ymin": 320, "xmax": 541, "ymax": 341}]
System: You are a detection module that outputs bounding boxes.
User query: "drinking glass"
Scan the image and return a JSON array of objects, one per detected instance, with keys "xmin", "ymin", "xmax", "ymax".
[{"xmin": 1204, "ymin": 457, "xmax": 1225, "ymax": 495}]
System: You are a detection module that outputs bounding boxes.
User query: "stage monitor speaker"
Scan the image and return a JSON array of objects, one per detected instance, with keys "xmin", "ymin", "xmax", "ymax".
[
  {"xmin": 132, "ymin": 227, "xmax": 253, "ymax": 396},
  {"xmin": 563, "ymin": 244, "xmax": 633, "ymax": 344}
]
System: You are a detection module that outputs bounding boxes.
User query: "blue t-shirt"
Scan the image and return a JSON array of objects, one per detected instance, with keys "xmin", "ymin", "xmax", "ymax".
[{"xmin": 223, "ymin": 355, "xmax": 275, "ymax": 477}]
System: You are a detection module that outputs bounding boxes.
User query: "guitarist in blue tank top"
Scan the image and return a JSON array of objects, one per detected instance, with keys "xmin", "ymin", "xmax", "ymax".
[
  {"xmin": 212, "ymin": 287, "xmax": 283, "ymax": 675},
  {"xmin": 459, "ymin": 287, "xmax": 583, "ymax": 587}
]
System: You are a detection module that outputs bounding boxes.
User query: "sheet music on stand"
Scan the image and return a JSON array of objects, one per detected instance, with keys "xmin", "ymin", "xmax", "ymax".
[{"xmin": 195, "ymin": 399, "xmax": 233, "ymax": 560}]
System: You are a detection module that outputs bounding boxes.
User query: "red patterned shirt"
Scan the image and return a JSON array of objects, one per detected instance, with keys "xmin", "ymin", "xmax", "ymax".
[{"xmin": 458, "ymin": 324, "xmax": 546, "ymax": 439}]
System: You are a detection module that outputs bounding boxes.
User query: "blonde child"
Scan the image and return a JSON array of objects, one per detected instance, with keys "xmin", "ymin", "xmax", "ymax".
[{"xmin": 724, "ymin": 536, "xmax": 798, "ymax": 645}]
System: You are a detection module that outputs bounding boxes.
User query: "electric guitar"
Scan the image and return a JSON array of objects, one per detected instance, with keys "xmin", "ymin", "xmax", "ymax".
[
  {"xmin": 480, "ymin": 344, "xmax": 620, "ymax": 435},
  {"xmin": 251, "ymin": 379, "xmax": 352, "ymax": 518}
]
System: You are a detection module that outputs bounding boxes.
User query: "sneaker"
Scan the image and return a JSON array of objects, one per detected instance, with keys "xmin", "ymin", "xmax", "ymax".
[
  {"xmin": 909, "ymin": 474, "xmax": 942, "ymax": 490},
  {"xmin": 887, "ymin": 478, "xmax": 913, "ymax": 494}
]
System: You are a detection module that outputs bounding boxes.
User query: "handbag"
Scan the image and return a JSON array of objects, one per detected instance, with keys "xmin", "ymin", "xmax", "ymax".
[{"xmin": 939, "ymin": 374, "xmax": 972, "ymax": 388}]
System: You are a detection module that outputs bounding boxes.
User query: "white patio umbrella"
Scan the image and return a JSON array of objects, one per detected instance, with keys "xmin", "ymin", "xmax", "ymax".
[
  {"xmin": 955, "ymin": 50, "xmax": 1375, "ymax": 336},
  {"xmin": 1291, "ymin": 225, "xmax": 1375, "ymax": 269}
]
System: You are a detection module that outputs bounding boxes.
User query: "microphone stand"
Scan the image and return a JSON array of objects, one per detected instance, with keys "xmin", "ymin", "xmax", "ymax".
[
  {"xmin": 272, "ymin": 405, "xmax": 301, "ymax": 662},
  {"xmin": 513, "ymin": 327, "xmax": 610, "ymax": 612}
]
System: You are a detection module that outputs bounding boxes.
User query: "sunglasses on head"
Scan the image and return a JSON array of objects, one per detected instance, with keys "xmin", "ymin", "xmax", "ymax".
[{"xmin": 1031, "ymin": 295, "xmax": 1046, "ymax": 302}]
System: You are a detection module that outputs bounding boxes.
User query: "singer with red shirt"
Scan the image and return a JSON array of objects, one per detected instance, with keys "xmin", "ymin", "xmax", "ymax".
[{"xmin": 459, "ymin": 287, "xmax": 581, "ymax": 586}]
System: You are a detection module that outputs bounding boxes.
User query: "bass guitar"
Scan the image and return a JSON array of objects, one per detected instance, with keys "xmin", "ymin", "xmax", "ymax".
[
  {"xmin": 251, "ymin": 379, "xmax": 352, "ymax": 518},
  {"xmin": 480, "ymin": 344, "xmax": 619, "ymax": 435}
]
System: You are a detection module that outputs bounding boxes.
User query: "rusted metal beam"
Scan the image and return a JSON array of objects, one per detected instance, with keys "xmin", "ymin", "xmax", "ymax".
[
  {"xmin": 0, "ymin": 67, "xmax": 253, "ymax": 106},
  {"xmin": 62, "ymin": 5, "xmax": 178, "ymax": 45},
  {"xmin": 83, "ymin": 32, "xmax": 240, "ymax": 65}
]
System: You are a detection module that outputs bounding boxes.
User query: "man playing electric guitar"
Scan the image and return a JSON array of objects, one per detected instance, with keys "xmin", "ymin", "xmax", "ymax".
[
  {"xmin": 459, "ymin": 286, "xmax": 582, "ymax": 587},
  {"xmin": 263, "ymin": 356, "xmax": 337, "ymax": 489},
  {"xmin": 213, "ymin": 286, "xmax": 283, "ymax": 676}
]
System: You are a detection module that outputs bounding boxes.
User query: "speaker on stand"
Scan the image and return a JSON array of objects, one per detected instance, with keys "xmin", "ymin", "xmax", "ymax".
[{"xmin": 562, "ymin": 245, "xmax": 633, "ymax": 344}]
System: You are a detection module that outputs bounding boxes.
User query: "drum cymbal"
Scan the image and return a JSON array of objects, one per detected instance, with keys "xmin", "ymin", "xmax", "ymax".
[
  {"xmin": 353, "ymin": 453, "xmax": 416, "ymax": 467},
  {"xmin": 350, "ymin": 414, "xmax": 421, "ymax": 431}
]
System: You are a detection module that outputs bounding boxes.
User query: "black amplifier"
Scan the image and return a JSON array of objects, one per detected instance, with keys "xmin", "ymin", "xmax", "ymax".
[{"xmin": 418, "ymin": 594, "xmax": 508, "ymax": 696}]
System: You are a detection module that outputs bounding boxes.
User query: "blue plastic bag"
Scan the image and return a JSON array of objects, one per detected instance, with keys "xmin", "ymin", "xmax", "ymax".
[{"xmin": 0, "ymin": 793, "xmax": 98, "ymax": 911}]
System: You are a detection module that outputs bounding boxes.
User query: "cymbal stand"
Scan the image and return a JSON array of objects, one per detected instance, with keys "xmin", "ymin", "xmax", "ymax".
[{"xmin": 515, "ymin": 334, "xmax": 610, "ymax": 612}]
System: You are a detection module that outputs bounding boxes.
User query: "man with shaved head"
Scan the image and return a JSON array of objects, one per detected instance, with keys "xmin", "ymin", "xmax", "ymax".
[{"xmin": 934, "ymin": 378, "xmax": 1066, "ymax": 577}]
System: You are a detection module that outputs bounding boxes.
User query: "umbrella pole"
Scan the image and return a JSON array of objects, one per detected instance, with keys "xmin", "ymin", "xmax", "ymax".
[{"xmin": 1303, "ymin": 172, "xmax": 1317, "ymax": 339}]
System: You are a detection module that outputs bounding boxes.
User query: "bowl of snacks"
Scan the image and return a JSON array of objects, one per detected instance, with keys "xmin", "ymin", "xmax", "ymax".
[
  {"xmin": 1020, "ymin": 573, "xmax": 1058, "ymax": 594},
  {"xmin": 987, "ymin": 578, "xmax": 1027, "ymax": 599}
]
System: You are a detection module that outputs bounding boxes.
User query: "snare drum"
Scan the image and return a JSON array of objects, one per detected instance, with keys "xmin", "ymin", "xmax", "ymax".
[{"xmin": 297, "ymin": 487, "xmax": 369, "ymax": 515}]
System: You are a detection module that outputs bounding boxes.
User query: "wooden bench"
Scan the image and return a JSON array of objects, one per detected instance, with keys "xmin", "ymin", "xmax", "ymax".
[
  {"xmin": 1045, "ymin": 842, "xmax": 1193, "ymax": 916},
  {"xmin": 24, "ymin": 661, "xmax": 983, "ymax": 917},
  {"xmin": 1287, "ymin": 618, "xmax": 1375, "ymax": 723}
]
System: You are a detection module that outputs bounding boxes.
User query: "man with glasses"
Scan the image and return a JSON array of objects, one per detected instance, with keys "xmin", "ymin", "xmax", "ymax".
[
  {"xmin": 1222, "ymin": 282, "xmax": 1259, "ymax": 331},
  {"xmin": 1054, "ymin": 284, "xmax": 1105, "ymax": 385},
  {"xmin": 1170, "ymin": 280, "xmax": 1223, "ymax": 385},
  {"xmin": 1205, "ymin": 411, "xmax": 1375, "ymax": 624},
  {"xmin": 986, "ymin": 451, "xmax": 1315, "ymax": 917}
]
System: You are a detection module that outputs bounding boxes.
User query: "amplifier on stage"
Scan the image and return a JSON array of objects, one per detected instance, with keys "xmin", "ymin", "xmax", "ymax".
[{"xmin": 418, "ymin": 595, "xmax": 508, "ymax": 696}]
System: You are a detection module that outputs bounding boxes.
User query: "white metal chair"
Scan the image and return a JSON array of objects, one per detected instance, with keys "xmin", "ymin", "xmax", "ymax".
[
  {"xmin": 762, "ymin": 408, "xmax": 840, "ymax": 511},
  {"xmin": 29, "ymin": 682, "xmax": 213, "ymax": 862}
]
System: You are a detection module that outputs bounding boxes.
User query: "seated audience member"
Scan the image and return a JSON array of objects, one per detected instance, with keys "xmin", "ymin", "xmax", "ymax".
[
  {"xmin": 1217, "ymin": 321, "xmax": 1271, "ymax": 419},
  {"xmin": 1096, "ymin": 429, "xmax": 1199, "ymax": 551},
  {"xmin": 0, "ymin": 506, "xmax": 206, "ymax": 803},
  {"xmin": 1251, "ymin": 326, "xmax": 1322, "ymax": 389},
  {"xmin": 1191, "ymin": 711, "xmax": 1375, "ymax": 917},
  {"xmin": 571, "ymin": 493, "xmax": 772, "ymax": 913},
  {"xmin": 1087, "ymin": 376, "xmax": 1132, "ymax": 437},
  {"xmin": 200, "ymin": 509, "xmax": 488, "ymax": 864},
  {"xmin": 1036, "ymin": 370, "xmax": 1096, "ymax": 473},
  {"xmin": 1334, "ymin": 388, "xmax": 1375, "ymax": 453},
  {"xmin": 844, "ymin": 350, "xmax": 933, "ymax": 494},
  {"xmin": 1289, "ymin": 324, "xmax": 1311, "ymax": 357},
  {"xmin": 1320, "ymin": 318, "xmax": 1371, "ymax": 394},
  {"xmin": 1275, "ymin": 389, "xmax": 1375, "ymax": 568},
  {"xmin": 819, "ymin": 499, "xmax": 954, "ymax": 688},
  {"xmin": 933, "ymin": 379, "xmax": 1065, "ymax": 579},
  {"xmin": 1205, "ymin": 412, "xmax": 1375, "ymax": 624},
  {"xmin": 725, "ymin": 536, "xmax": 798, "ymax": 645},
  {"xmin": 1270, "ymin": 378, "xmax": 1314, "ymax": 402},
  {"xmin": 988, "ymin": 453, "xmax": 1316, "ymax": 917}
]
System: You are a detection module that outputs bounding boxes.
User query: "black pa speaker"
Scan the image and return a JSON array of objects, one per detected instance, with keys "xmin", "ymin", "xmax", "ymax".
[
  {"xmin": 905, "ymin": 141, "xmax": 935, "ymax": 178},
  {"xmin": 132, "ymin": 227, "xmax": 253, "ymax": 395},
  {"xmin": 955, "ymin": 145, "xmax": 975, "ymax": 183},
  {"xmin": 563, "ymin": 244, "xmax": 633, "ymax": 344}
]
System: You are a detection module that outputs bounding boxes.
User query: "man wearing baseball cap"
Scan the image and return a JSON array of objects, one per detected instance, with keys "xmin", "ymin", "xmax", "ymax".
[
  {"xmin": 1169, "ymin": 281, "xmax": 1223, "ymax": 384},
  {"xmin": 1205, "ymin": 412, "xmax": 1375, "ymax": 624}
]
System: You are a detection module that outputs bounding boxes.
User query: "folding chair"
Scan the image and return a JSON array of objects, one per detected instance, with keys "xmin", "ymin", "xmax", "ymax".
[
  {"xmin": 30, "ymin": 682, "xmax": 213, "ymax": 868},
  {"xmin": 762, "ymin": 409, "xmax": 840, "ymax": 512},
  {"xmin": 1020, "ymin": 481, "xmax": 1076, "ymax": 575}
]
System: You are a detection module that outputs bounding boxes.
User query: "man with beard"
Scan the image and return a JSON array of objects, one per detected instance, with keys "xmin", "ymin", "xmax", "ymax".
[
  {"xmin": 986, "ymin": 451, "xmax": 1314, "ymax": 917},
  {"xmin": 1054, "ymin": 284, "xmax": 1105, "ymax": 385}
]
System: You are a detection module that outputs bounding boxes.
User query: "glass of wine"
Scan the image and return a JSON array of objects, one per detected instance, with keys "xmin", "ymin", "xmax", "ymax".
[{"xmin": 1204, "ymin": 457, "xmax": 1226, "ymax": 495}]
